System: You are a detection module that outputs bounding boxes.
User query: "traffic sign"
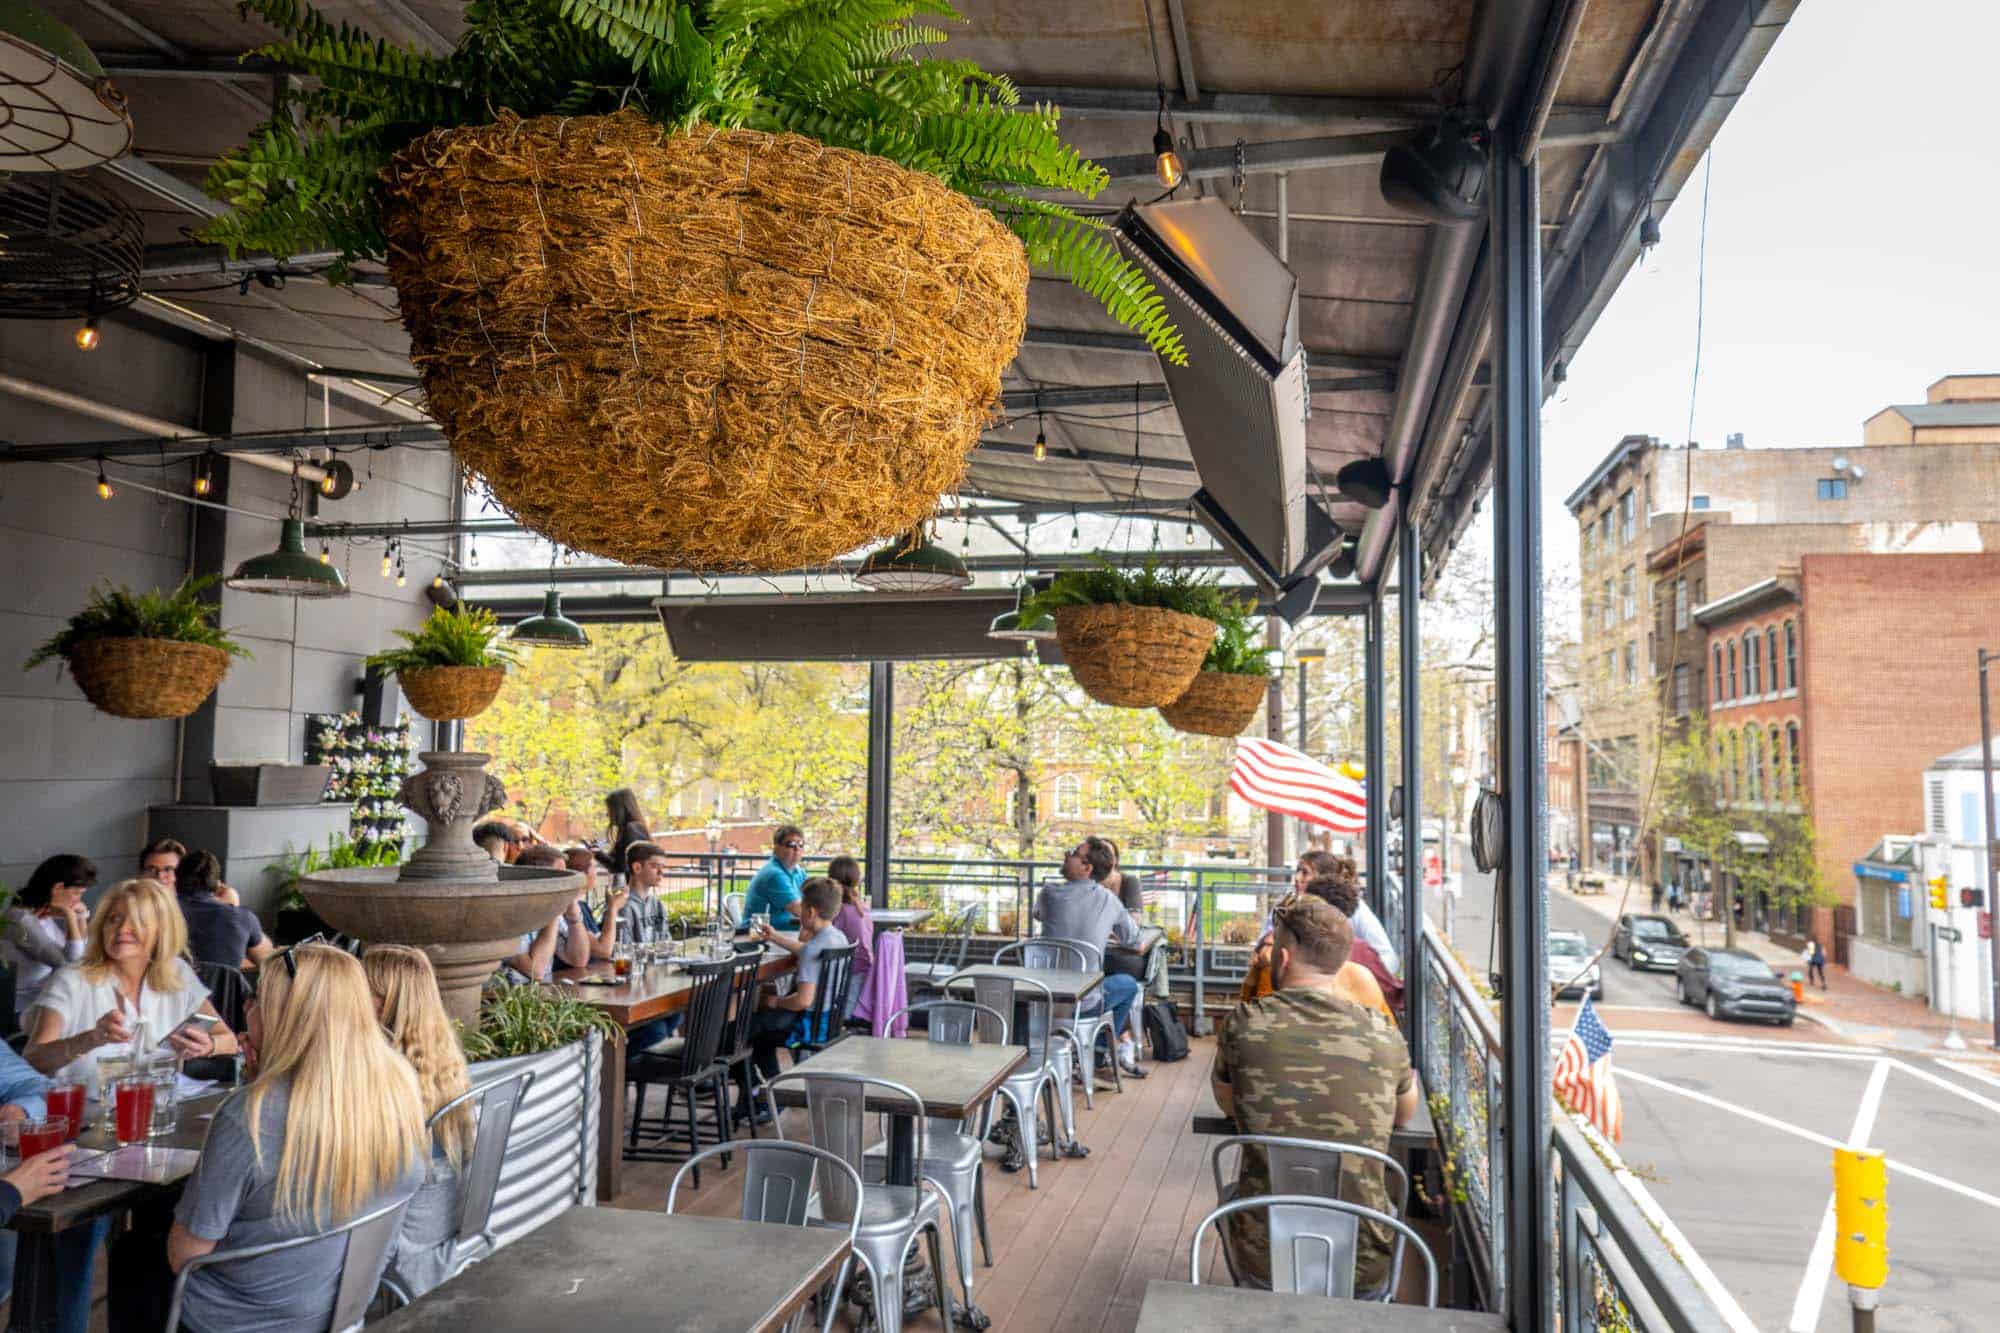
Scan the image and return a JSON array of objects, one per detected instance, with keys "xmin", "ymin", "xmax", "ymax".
[{"xmin": 1939, "ymin": 927, "xmax": 1964, "ymax": 943}]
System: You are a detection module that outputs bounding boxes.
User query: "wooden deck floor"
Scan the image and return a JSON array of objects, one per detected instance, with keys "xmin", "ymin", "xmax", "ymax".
[{"xmin": 610, "ymin": 1034, "xmax": 1249, "ymax": 1332}]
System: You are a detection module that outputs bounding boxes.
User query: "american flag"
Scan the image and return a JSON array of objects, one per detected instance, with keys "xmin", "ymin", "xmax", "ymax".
[
  {"xmin": 1227, "ymin": 738, "xmax": 1367, "ymax": 834},
  {"xmin": 1553, "ymin": 996, "xmax": 1623, "ymax": 1142}
]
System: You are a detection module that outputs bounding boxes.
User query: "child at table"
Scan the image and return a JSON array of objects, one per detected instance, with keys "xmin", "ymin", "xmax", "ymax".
[{"xmin": 743, "ymin": 878, "xmax": 851, "ymax": 1110}]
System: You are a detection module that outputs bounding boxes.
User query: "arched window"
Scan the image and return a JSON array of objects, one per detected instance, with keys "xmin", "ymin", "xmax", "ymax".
[
  {"xmin": 1783, "ymin": 620, "xmax": 1797, "ymax": 690},
  {"xmin": 1713, "ymin": 645, "xmax": 1725, "ymax": 703},
  {"xmin": 1743, "ymin": 631, "xmax": 1761, "ymax": 696},
  {"xmin": 1787, "ymin": 722, "xmax": 1803, "ymax": 794},
  {"xmin": 1747, "ymin": 729, "xmax": 1763, "ymax": 804},
  {"xmin": 1770, "ymin": 724, "xmax": 1786, "ymax": 801},
  {"xmin": 1053, "ymin": 774, "xmax": 1081, "ymax": 818},
  {"xmin": 1766, "ymin": 627, "xmax": 1779, "ymax": 693},
  {"xmin": 1726, "ymin": 642, "xmax": 1738, "ymax": 700}
]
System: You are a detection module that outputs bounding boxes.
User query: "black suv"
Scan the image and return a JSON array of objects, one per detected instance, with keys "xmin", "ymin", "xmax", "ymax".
[{"xmin": 1612, "ymin": 914, "xmax": 1688, "ymax": 973}]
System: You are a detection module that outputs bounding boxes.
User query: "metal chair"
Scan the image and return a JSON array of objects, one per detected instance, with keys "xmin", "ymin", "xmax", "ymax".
[
  {"xmin": 1209, "ymin": 1134, "xmax": 1410, "ymax": 1222},
  {"xmin": 787, "ymin": 943, "xmax": 856, "ymax": 1060},
  {"xmin": 944, "ymin": 970, "xmax": 1067, "ymax": 1186},
  {"xmin": 1001, "ymin": 937, "xmax": 1122, "ymax": 1106},
  {"xmin": 862, "ymin": 998, "xmax": 1008, "ymax": 1309},
  {"xmin": 188, "ymin": 962, "xmax": 250, "ymax": 1084},
  {"xmin": 163, "ymin": 1193, "xmax": 412, "ymax": 1333},
  {"xmin": 769, "ymin": 1070, "xmax": 959, "ymax": 1333},
  {"xmin": 904, "ymin": 903, "xmax": 979, "ymax": 995},
  {"xmin": 1190, "ymin": 1194, "xmax": 1436, "ymax": 1305},
  {"xmin": 718, "ymin": 951, "xmax": 770, "ymax": 1135},
  {"xmin": 721, "ymin": 891, "xmax": 747, "ymax": 926},
  {"xmin": 626, "ymin": 957, "xmax": 737, "ymax": 1176},
  {"xmin": 668, "ymin": 1139, "xmax": 863, "ymax": 1333}
]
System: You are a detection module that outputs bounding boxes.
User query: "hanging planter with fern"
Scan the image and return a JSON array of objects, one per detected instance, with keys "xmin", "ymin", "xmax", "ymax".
[
  {"xmin": 203, "ymin": 0, "xmax": 1185, "ymax": 574},
  {"xmin": 24, "ymin": 577, "xmax": 250, "ymax": 721},
  {"xmin": 1159, "ymin": 596, "xmax": 1270, "ymax": 737},
  {"xmin": 1022, "ymin": 563, "xmax": 1222, "ymax": 709},
  {"xmin": 365, "ymin": 606, "xmax": 518, "ymax": 722}
]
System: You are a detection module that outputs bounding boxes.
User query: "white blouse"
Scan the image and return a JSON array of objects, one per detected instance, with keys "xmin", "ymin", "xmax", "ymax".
[{"xmin": 33, "ymin": 960, "xmax": 212, "ymax": 1097}]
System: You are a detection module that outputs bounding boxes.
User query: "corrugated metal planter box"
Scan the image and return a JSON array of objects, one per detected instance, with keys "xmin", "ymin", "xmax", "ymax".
[
  {"xmin": 467, "ymin": 1033, "xmax": 603, "ymax": 1250},
  {"xmin": 208, "ymin": 762, "xmax": 332, "ymax": 806}
]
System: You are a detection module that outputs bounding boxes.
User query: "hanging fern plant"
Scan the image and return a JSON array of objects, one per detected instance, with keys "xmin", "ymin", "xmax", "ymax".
[{"xmin": 202, "ymin": 0, "xmax": 1184, "ymax": 364}]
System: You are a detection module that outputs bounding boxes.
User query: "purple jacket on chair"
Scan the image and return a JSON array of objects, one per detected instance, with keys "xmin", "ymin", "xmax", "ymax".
[{"xmin": 849, "ymin": 929, "xmax": 909, "ymax": 1037}]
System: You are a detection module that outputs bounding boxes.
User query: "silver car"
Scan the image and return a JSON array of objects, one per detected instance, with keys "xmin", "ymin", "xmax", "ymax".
[{"xmin": 1546, "ymin": 929, "xmax": 1602, "ymax": 1000}]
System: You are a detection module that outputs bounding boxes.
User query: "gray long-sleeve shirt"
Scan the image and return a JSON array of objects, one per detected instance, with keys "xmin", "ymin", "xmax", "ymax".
[{"xmin": 1033, "ymin": 877, "xmax": 1139, "ymax": 961}]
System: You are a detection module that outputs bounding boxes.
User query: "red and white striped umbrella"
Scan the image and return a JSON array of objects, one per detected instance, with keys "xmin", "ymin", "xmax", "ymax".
[{"xmin": 1228, "ymin": 738, "xmax": 1368, "ymax": 834}]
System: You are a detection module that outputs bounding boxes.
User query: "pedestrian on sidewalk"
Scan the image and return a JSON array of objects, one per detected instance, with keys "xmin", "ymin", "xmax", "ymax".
[
  {"xmin": 1806, "ymin": 937, "xmax": 1827, "ymax": 990},
  {"xmin": 1650, "ymin": 881, "xmax": 1664, "ymax": 913}
]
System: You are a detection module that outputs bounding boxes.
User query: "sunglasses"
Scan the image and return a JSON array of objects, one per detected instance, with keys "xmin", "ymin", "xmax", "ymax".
[
  {"xmin": 270, "ymin": 932, "xmax": 328, "ymax": 981},
  {"xmin": 779, "ymin": 841, "xmax": 804, "ymax": 851}
]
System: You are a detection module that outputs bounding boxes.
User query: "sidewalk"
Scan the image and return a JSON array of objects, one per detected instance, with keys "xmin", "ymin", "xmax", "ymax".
[{"xmin": 1554, "ymin": 871, "xmax": 1998, "ymax": 1058}]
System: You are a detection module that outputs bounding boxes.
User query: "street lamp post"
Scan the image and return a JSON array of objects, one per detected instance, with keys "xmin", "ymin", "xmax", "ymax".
[
  {"xmin": 1980, "ymin": 648, "xmax": 1999, "ymax": 1048},
  {"xmin": 1296, "ymin": 647, "xmax": 1326, "ymax": 851}
]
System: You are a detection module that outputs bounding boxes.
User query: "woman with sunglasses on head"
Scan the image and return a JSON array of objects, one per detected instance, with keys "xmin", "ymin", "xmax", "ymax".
[
  {"xmin": 157, "ymin": 943, "xmax": 425, "ymax": 1332},
  {"xmin": 20, "ymin": 877, "xmax": 234, "ymax": 1333},
  {"xmin": 363, "ymin": 945, "xmax": 474, "ymax": 1300}
]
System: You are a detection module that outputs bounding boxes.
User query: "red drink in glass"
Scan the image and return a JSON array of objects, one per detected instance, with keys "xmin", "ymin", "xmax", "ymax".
[
  {"xmin": 114, "ymin": 1080, "xmax": 155, "ymax": 1144},
  {"xmin": 19, "ymin": 1118, "xmax": 66, "ymax": 1159},
  {"xmin": 44, "ymin": 1085, "xmax": 83, "ymax": 1140}
]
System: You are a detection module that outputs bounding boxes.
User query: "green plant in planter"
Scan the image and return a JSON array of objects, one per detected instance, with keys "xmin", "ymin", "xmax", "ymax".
[
  {"xmin": 365, "ymin": 605, "xmax": 519, "ymax": 675},
  {"xmin": 268, "ymin": 835, "xmax": 404, "ymax": 913},
  {"xmin": 201, "ymin": 0, "xmax": 1183, "ymax": 362},
  {"xmin": 1201, "ymin": 595, "xmax": 1266, "ymax": 675},
  {"xmin": 23, "ymin": 575, "xmax": 250, "ymax": 671},
  {"xmin": 460, "ymin": 982, "xmax": 623, "ymax": 1061},
  {"xmin": 1019, "ymin": 560, "xmax": 1228, "ymax": 625}
]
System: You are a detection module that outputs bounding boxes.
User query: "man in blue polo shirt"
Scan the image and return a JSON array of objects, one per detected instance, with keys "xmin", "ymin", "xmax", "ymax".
[{"xmin": 743, "ymin": 825, "xmax": 807, "ymax": 930}]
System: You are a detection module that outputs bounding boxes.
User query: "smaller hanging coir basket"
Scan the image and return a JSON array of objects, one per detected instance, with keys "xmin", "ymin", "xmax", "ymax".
[
  {"xmin": 398, "ymin": 666, "xmax": 505, "ymax": 721},
  {"xmin": 67, "ymin": 638, "xmax": 229, "ymax": 719},
  {"xmin": 1159, "ymin": 670, "xmax": 1268, "ymax": 737},
  {"xmin": 1055, "ymin": 604, "xmax": 1215, "ymax": 708}
]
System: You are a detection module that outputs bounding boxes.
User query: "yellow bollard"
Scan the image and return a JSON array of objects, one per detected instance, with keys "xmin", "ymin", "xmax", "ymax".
[{"xmin": 1833, "ymin": 1146, "xmax": 1887, "ymax": 1331}]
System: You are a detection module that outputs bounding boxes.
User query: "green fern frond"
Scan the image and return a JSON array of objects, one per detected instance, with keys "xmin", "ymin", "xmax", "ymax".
[{"xmin": 989, "ymin": 196, "xmax": 1186, "ymax": 364}]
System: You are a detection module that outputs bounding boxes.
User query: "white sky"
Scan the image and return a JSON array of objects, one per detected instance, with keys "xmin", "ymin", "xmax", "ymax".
[{"xmin": 1538, "ymin": 0, "xmax": 2000, "ymax": 581}]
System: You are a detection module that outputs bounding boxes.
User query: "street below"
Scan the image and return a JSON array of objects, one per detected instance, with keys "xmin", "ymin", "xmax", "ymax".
[{"xmin": 1429, "ymin": 843, "xmax": 2000, "ymax": 1331}]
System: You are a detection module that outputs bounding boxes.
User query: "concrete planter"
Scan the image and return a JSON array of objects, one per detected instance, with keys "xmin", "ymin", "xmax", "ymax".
[{"xmin": 467, "ymin": 1033, "xmax": 604, "ymax": 1249}]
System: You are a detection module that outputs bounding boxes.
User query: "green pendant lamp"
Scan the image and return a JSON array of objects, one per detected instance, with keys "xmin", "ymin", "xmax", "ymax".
[
  {"xmin": 226, "ymin": 518, "xmax": 349, "ymax": 598},
  {"xmin": 0, "ymin": 0, "xmax": 134, "ymax": 171},
  {"xmin": 511, "ymin": 588, "xmax": 590, "ymax": 649},
  {"xmin": 987, "ymin": 586, "xmax": 1055, "ymax": 642},
  {"xmin": 854, "ymin": 529, "xmax": 972, "ymax": 593}
]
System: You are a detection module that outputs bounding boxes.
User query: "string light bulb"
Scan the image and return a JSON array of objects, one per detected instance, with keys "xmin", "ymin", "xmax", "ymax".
[
  {"xmin": 1152, "ymin": 86, "xmax": 1184, "ymax": 191},
  {"xmin": 1069, "ymin": 511, "xmax": 1080, "ymax": 550},
  {"xmin": 74, "ymin": 318, "xmax": 100, "ymax": 352},
  {"xmin": 191, "ymin": 453, "xmax": 212, "ymax": 496},
  {"xmin": 1033, "ymin": 399, "xmax": 1047, "ymax": 462},
  {"xmin": 1185, "ymin": 518, "xmax": 1196, "ymax": 545},
  {"xmin": 395, "ymin": 552, "xmax": 407, "ymax": 587},
  {"xmin": 319, "ymin": 540, "xmax": 331, "ymax": 565},
  {"xmin": 1639, "ymin": 212, "xmax": 1663, "ymax": 275},
  {"xmin": 95, "ymin": 460, "xmax": 111, "ymax": 500},
  {"xmin": 381, "ymin": 543, "xmax": 393, "ymax": 578},
  {"xmin": 467, "ymin": 538, "xmax": 478, "ymax": 567},
  {"xmin": 431, "ymin": 574, "xmax": 443, "ymax": 590}
]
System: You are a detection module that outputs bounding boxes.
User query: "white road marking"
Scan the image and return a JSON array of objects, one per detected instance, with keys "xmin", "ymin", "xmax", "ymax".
[
  {"xmin": 1573, "ymin": 1118, "xmax": 1761, "ymax": 1333},
  {"xmin": 1886, "ymin": 1058, "xmax": 2000, "ymax": 1117},
  {"xmin": 1620, "ymin": 1068, "xmax": 2000, "ymax": 1211},
  {"xmin": 1936, "ymin": 1058, "xmax": 2000, "ymax": 1093},
  {"xmin": 1788, "ymin": 1058, "xmax": 1889, "ymax": 1331},
  {"xmin": 1620, "ymin": 1037, "xmax": 1885, "ymax": 1062},
  {"xmin": 1608, "ymin": 1029, "xmax": 1886, "ymax": 1055}
]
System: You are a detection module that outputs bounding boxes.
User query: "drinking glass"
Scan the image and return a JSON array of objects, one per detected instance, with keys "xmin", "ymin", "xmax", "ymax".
[
  {"xmin": 113, "ymin": 1076, "xmax": 155, "ymax": 1145},
  {"xmin": 0, "ymin": 1118, "xmax": 20, "ymax": 1165},
  {"xmin": 147, "ymin": 1062, "xmax": 180, "ymax": 1136},
  {"xmin": 611, "ymin": 944, "xmax": 633, "ymax": 980},
  {"xmin": 44, "ymin": 1083, "xmax": 84, "ymax": 1142},
  {"xmin": 20, "ymin": 1117, "xmax": 68, "ymax": 1159},
  {"xmin": 96, "ymin": 1054, "xmax": 133, "ymax": 1133}
]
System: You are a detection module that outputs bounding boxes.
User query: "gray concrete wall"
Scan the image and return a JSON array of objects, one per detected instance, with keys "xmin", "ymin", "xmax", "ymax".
[{"xmin": 0, "ymin": 323, "xmax": 455, "ymax": 913}]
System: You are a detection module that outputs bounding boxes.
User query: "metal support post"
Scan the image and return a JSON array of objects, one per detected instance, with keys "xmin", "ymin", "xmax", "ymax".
[
  {"xmin": 1492, "ymin": 120, "xmax": 1553, "ymax": 1333},
  {"xmin": 1297, "ymin": 660, "xmax": 1312, "ymax": 851},
  {"xmin": 1399, "ymin": 509, "xmax": 1425, "ymax": 1069},
  {"xmin": 1981, "ymin": 649, "xmax": 1999, "ymax": 1047},
  {"xmin": 865, "ymin": 660, "xmax": 894, "ymax": 911},
  {"xmin": 1365, "ymin": 595, "xmax": 1388, "ymax": 919},
  {"xmin": 1265, "ymin": 619, "xmax": 1287, "ymax": 868}
]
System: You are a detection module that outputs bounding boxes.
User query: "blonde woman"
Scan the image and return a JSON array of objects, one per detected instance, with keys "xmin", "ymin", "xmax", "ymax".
[
  {"xmin": 364, "ymin": 945, "xmax": 474, "ymax": 1299},
  {"xmin": 167, "ymin": 944, "xmax": 424, "ymax": 1331},
  {"xmin": 25, "ymin": 877, "xmax": 235, "ymax": 1090}
]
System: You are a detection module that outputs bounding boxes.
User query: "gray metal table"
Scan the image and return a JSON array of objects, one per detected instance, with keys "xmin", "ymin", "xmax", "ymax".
[
  {"xmin": 1133, "ymin": 1279, "xmax": 1507, "ymax": 1331},
  {"xmin": 371, "ymin": 1208, "xmax": 850, "ymax": 1333},
  {"xmin": 941, "ymin": 963, "xmax": 1104, "ymax": 1002},
  {"xmin": 871, "ymin": 907, "xmax": 933, "ymax": 935}
]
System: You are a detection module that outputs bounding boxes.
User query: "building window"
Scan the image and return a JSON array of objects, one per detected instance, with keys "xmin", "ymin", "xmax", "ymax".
[
  {"xmin": 1766, "ymin": 627, "xmax": 1779, "ymax": 694},
  {"xmin": 1672, "ymin": 664, "xmax": 1692, "ymax": 714},
  {"xmin": 1054, "ymin": 774, "xmax": 1081, "ymax": 818},
  {"xmin": 1817, "ymin": 477, "xmax": 1848, "ymax": 501},
  {"xmin": 1712, "ymin": 645, "xmax": 1725, "ymax": 703},
  {"xmin": 1743, "ymin": 631, "xmax": 1762, "ymax": 696},
  {"xmin": 1602, "ymin": 579, "xmax": 1615, "ymax": 630},
  {"xmin": 1787, "ymin": 722, "xmax": 1802, "ymax": 790},
  {"xmin": 1783, "ymin": 620, "xmax": 1797, "ymax": 690},
  {"xmin": 1621, "ymin": 567, "xmax": 1635, "ymax": 621},
  {"xmin": 1693, "ymin": 577, "xmax": 1704, "ymax": 605},
  {"xmin": 1647, "ymin": 631, "xmax": 1657, "ymax": 672},
  {"xmin": 1674, "ymin": 577, "xmax": 1689, "ymax": 630},
  {"xmin": 1624, "ymin": 642, "xmax": 1637, "ymax": 686},
  {"xmin": 1746, "ymin": 730, "xmax": 1763, "ymax": 804},
  {"xmin": 1618, "ymin": 490, "xmax": 1634, "ymax": 543},
  {"xmin": 1726, "ymin": 642, "xmax": 1737, "ymax": 699},
  {"xmin": 1599, "ymin": 511, "xmax": 1612, "ymax": 546},
  {"xmin": 1928, "ymin": 777, "xmax": 1947, "ymax": 833},
  {"xmin": 1770, "ymin": 724, "xmax": 1785, "ymax": 801},
  {"xmin": 1691, "ymin": 495, "xmax": 1711, "ymax": 510},
  {"xmin": 1093, "ymin": 784, "xmax": 1122, "ymax": 819}
]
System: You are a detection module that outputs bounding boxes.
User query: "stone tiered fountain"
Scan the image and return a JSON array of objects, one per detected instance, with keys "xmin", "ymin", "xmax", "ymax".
[{"xmin": 300, "ymin": 750, "xmax": 579, "ymax": 1025}]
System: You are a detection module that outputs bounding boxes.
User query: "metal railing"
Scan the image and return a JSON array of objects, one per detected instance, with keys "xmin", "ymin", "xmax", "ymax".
[{"xmin": 1419, "ymin": 917, "xmax": 1729, "ymax": 1331}]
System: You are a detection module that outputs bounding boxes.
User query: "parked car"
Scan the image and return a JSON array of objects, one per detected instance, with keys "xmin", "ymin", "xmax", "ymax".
[
  {"xmin": 1612, "ymin": 914, "xmax": 1688, "ymax": 972},
  {"xmin": 1546, "ymin": 929, "xmax": 1601, "ymax": 1000},
  {"xmin": 1676, "ymin": 947, "xmax": 1796, "ymax": 1025}
]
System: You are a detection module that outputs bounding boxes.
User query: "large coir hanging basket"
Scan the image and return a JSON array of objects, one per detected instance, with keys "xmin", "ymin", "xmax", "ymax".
[
  {"xmin": 398, "ymin": 666, "xmax": 505, "ymax": 721},
  {"xmin": 67, "ymin": 638, "xmax": 229, "ymax": 719},
  {"xmin": 381, "ymin": 111, "xmax": 1029, "ymax": 573},
  {"xmin": 1159, "ymin": 670, "xmax": 1269, "ymax": 737},
  {"xmin": 1055, "ymin": 604, "xmax": 1216, "ymax": 709}
]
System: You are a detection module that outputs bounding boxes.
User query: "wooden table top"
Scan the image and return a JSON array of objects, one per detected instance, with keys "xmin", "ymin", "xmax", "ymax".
[
  {"xmin": 1133, "ymin": 1280, "xmax": 1505, "ymax": 1331},
  {"xmin": 10, "ymin": 1090, "xmax": 230, "ymax": 1235},
  {"xmin": 555, "ymin": 946, "xmax": 793, "ymax": 1027},
  {"xmin": 372, "ymin": 1208, "xmax": 850, "ymax": 1333},
  {"xmin": 1190, "ymin": 1083, "xmax": 1435, "ymax": 1154},
  {"xmin": 774, "ymin": 1036, "xmax": 1025, "ymax": 1120},
  {"xmin": 942, "ymin": 964, "xmax": 1104, "ymax": 1002}
]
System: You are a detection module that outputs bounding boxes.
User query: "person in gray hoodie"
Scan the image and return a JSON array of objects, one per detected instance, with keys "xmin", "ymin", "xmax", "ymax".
[{"xmin": 1035, "ymin": 840, "xmax": 1143, "ymax": 1073}]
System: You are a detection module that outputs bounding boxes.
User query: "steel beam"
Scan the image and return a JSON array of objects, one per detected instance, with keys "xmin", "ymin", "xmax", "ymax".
[
  {"xmin": 1491, "ymin": 120, "xmax": 1552, "ymax": 1333},
  {"xmin": 1020, "ymin": 326, "xmax": 1400, "ymax": 376},
  {"xmin": 999, "ymin": 373, "xmax": 1394, "ymax": 411},
  {"xmin": 1364, "ymin": 590, "xmax": 1388, "ymax": 921},
  {"xmin": 865, "ymin": 660, "xmax": 894, "ymax": 908},
  {"xmin": 1398, "ymin": 505, "xmax": 1425, "ymax": 1071},
  {"xmin": 1083, "ymin": 130, "xmax": 1409, "ymax": 191},
  {"xmin": 0, "ymin": 422, "xmax": 442, "ymax": 465}
]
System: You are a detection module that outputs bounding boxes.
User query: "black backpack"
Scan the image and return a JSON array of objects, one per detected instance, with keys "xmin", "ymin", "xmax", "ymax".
[{"xmin": 1142, "ymin": 999, "xmax": 1190, "ymax": 1062}]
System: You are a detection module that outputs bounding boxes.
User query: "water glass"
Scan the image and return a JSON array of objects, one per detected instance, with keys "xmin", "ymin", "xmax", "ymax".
[
  {"xmin": 96, "ymin": 1054, "xmax": 133, "ymax": 1133},
  {"xmin": 0, "ymin": 1118, "xmax": 19, "ymax": 1164},
  {"xmin": 148, "ymin": 1062, "xmax": 180, "ymax": 1136}
]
